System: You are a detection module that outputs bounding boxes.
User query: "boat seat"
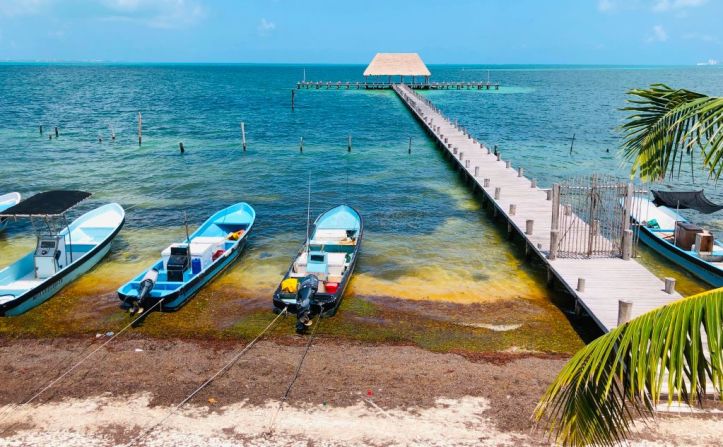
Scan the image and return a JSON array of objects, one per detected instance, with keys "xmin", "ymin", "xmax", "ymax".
[{"xmin": 327, "ymin": 252, "xmax": 347, "ymax": 266}]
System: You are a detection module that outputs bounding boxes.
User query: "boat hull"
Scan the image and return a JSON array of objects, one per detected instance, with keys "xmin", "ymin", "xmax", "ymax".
[
  {"xmin": 639, "ymin": 226, "xmax": 723, "ymax": 287},
  {"xmin": 272, "ymin": 205, "xmax": 363, "ymax": 318},
  {"xmin": 0, "ymin": 216, "xmax": 124, "ymax": 316},
  {"xmin": 119, "ymin": 236, "xmax": 248, "ymax": 311},
  {"xmin": 117, "ymin": 202, "xmax": 256, "ymax": 312}
]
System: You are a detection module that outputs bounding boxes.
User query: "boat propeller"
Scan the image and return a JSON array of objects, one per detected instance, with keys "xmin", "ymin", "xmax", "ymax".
[
  {"xmin": 295, "ymin": 275, "xmax": 318, "ymax": 334},
  {"xmin": 129, "ymin": 268, "xmax": 158, "ymax": 316}
]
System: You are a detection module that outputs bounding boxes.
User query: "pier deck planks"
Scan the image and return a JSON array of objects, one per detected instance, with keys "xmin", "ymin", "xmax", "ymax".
[{"xmin": 392, "ymin": 83, "xmax": 683, "ymax": 333}]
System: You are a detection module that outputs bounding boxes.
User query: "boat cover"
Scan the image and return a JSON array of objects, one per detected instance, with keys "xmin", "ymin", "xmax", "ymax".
[
  {"xmin": 0, "ymin": 190, "xmax": 91, "ymax": 217},
  {"xmin": 651, "ymin": 190, "xmax": 723, "ymax": 214}
]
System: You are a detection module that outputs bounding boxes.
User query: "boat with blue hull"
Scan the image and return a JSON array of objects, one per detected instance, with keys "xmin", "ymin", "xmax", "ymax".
[
  {"xmin": 0, "ymin": 191, "xmax": 124, "ymax": 316},
  {"xmin": 0, "ymin": 192, "xmax": 21, "ymax": 233},
  {"xmin": 272, "ymin": 204, "xmax": 363, "ymax": 332},
  {"xmin": 633, "ymin": 197, "xmax": 723, "ymax": 287},
  {"xmin": 117, "ymin": 202, "xmax": 255, "ymax": 313}
]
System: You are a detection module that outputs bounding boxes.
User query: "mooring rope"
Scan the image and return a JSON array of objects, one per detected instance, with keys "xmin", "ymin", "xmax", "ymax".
[
  {"xmin": 0, "ymin": 299, "xmax": 164, "ymax": 433},
  {"xmin": 265, "ymin": 312, "xmax": 322, "ymax": 436},
  {"xmin": 124, "ymin": 307, "xmax": 288, "ymax": 447}
]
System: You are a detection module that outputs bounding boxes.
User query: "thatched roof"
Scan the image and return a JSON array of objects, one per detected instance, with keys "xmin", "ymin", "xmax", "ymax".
[{"xmin": 363, "ymin": 53, "xmax": 431, "ymax": 77}]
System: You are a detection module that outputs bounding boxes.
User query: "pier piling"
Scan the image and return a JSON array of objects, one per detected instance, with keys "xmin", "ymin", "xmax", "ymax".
[{"xmin": 617, "ymin": 300, "xmax": 633, "ymax": 326}]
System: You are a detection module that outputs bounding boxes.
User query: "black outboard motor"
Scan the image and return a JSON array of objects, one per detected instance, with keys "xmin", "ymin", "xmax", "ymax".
[
  {"xmin": 130, "ymin": 268, "xmax": 158, "ymax": 316},
  {"xmin": 295, "ymin": 274, "xmax": 318, "ymax": 333}
]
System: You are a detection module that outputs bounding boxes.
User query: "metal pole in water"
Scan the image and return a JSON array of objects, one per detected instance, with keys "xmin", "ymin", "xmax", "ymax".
[{"xmin": 241, "ymin": 122, "xmax": 247, "ymax": 151}]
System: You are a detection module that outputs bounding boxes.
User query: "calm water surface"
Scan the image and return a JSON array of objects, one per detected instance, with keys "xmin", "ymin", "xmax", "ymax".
[{"xmin": 0, "ymin": 64, "xmax": 721, "ymax": 349}]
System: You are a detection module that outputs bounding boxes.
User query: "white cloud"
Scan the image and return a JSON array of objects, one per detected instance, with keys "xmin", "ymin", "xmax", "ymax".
[
  {"xmin": 0, "ymin": 0, "xmax": 51, "ymax": 17},
  {"xmin": 257, "ymin": 18, "xmax": 276, "ymax": 36},
  {"xmin": 647, "ymin": 24, "xmax": 669, "ymax": 42},
  {"xmin": 652, "ymin": 0, "xmax": 707, "ymax": 12},
  {"xmin": 598, "ymin": 0, "xmax": 615, "ymax": 11},
  {"xmin": 100, "ymin": 0, "xmax": 205, "ymax": 28},
  {"xmin": 0, "ymin": 1, "xmax": 205, "ymax": 28}
]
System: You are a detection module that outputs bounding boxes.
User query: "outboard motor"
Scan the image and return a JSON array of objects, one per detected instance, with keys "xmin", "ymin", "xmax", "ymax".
[
  {"xmin": 130, "ymin": 268, "xmax": 158, "ymax": 316},
  {"xmin": 295, "ymin": 274, "xmax": 318, "ymax": 333}
]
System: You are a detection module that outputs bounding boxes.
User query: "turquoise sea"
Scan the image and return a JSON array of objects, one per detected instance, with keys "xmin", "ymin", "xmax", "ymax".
[{"xmin": 0, "ymin": 64, "xmax": 722, "ymax": 347}]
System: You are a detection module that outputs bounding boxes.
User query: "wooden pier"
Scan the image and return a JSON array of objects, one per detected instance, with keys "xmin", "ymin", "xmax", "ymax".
[
  {"xmin": 392, "ymin": 83, "xmax": 682, "ymax": 333},
  {"xmin": 296, "ymin": 80, "xmax": 500, "ymax": 90}
]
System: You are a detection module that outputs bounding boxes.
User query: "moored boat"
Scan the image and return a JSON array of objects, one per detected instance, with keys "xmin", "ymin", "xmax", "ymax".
[
  {"xmin": 0, "ymin": 192, "xmax": 21, "ymax": 233},
  {"xmin": 0, "ymin": 191, "xmax": 125, "ymax": 316},
  {"xmin": 117, "ymin": 202, "xmax": 255, "ymax": 313},
  {"xmin": 632, "ymin": 192, "xmax": 723, "ymax": 287},
  {"xmin": 272, "ymin": 205, "xmax": 363, "ymax": 332}
]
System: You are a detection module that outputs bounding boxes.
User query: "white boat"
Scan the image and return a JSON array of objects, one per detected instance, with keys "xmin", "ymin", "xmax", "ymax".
[
  {"xmin": 0, "ymin": 192, "xmax": 21, "ymax": 233},
  {"xmin": 632, "ymin": 194, "xmax": 723, "ymax": 287},
  {"xmin": 0, "ymin": 191, "xmax": 124, "ymax": 316}
]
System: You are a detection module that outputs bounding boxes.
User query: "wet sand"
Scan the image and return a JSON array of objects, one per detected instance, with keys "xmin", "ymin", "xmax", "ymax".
[{"xmin": 1, "ymin": 337, "xmax": 721, "ymax": 446}]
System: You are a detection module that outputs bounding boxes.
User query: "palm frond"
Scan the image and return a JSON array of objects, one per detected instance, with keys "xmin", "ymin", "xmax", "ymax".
[
  {"xmin": 620, "ymin": 84, "xmax": 723, "ymax": 181},
  {"xmin": 535, "ymin": 288, "xmax": 723, "ymax": 447}
]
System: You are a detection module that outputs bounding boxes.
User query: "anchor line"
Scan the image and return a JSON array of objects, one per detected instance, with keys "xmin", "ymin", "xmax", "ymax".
[
  {"xmin": 124, "ymin": 307, "xmax": 288, "ymax": 447},
  {"xmin": 266, "ymin": 312, "xmax": 322, "ymax": 435},
  {"xmin": 0, "ymin": 299, "xmax": 165, "ymax": 433}
]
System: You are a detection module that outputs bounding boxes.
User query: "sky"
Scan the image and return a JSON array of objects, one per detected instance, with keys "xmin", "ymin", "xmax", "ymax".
[{"xmin": 0, "ymin": 0, "xmax": 721, "ymax": 64}]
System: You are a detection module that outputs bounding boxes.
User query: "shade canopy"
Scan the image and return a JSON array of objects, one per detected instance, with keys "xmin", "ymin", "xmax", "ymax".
[
  {"xmin": 0, "ymin": 190, "xmax": 91, "ymax": 217},
  {"xmin": 651, "ymin": 189, "xmax": 723, "ymax": 214},
  {"xmin": 363, "ymin": 53, "xmax": 431, "ymax": 77}
]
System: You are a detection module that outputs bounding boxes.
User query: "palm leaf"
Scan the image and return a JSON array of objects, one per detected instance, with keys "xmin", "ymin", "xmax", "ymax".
[
  {"xmin": 621, "ymin": 84, "xmax": 723, "ymax": 181},
  {"xmin": 535, "ymin": 288, "xmax": 723, "ymax": 447}
]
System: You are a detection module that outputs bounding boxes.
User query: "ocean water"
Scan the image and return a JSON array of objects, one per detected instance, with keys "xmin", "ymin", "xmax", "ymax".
[{"xmin": 0, "ymin": 64, "xmax": 721, "ymax": 348}]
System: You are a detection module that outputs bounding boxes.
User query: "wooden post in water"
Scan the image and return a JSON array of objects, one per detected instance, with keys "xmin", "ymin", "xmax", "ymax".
[
  {"xmin": 241, "ymin": 122, "xmax": 247, "ymax": 151},
  {"xmin": 137, "ymin": 113, "xmax": 142, "ymax": 146},
  {"xmin": 39, "ymin": 125, "xmax": 43, "ymax": 135},
  {"xmin": 291, "ymin": 89, "xmax": 295, "ymax": 110},
  {"xmin": 179, "ymin": 142, "xmax": 185, "ymax": 153},
  {"xmin": 348, "ymin": 135, "xmax": 352, "ymax": 152},
  {"xmin": 55, "ymin": 126, "xmax": 59, "ymax": 138},
  {"xmin": 617, "ymin": 300, "xmax": 633, "ymax": 326},
  {"xmin": 300, "ymin": 137, "xmax": 304, "ymax": 153},
  {"xmin": 408, "ymin": 137, "xmax": 412, "ymax": 154}
]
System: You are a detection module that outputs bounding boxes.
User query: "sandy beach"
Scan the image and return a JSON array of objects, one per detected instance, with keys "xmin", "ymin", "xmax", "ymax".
[{"xmin": 1, "ymin": 337, "xmax": 721, "ymax": 446}]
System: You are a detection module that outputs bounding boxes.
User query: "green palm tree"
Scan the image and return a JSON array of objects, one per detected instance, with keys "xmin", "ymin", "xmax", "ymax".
[
  {"xmin": 534, "ymin": 288, "xmax": 723, "ymax": 446},
  {"xmin": 622, "ymin": 84, "xmax": 723, "ymax": 181}
]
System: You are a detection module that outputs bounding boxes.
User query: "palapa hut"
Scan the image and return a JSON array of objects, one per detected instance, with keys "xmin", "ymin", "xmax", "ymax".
[{"xmin": 363, "ymin": 53, "xmax": 431, "ymax": 85}]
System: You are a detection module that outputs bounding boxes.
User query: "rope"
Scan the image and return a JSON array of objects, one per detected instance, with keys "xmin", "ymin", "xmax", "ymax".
[
  {"xmin": 124, "ymin": 307, "xmax": 288, "ymax": 447},
  {"xmin": 0, "ymin": 299, "xmax": 164, "ymax": 434},
  {"xmin": 265, "ymin": 312, "xmax": 322, "ymax": 436}
]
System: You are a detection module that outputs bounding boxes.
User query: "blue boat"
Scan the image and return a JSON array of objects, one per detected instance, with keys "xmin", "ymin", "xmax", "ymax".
[
  {"xmin": 0, "ymin": 192, "xmax": 21, "ymax": 233},
  {"xmin": 0, "ymin": 191, "xmax": 124, "ymax": 316},
  {"xmin": 632, "ymin": 197, "xmax": 723, "ymax": 287},
  {"xmin": 272, "ymin": 205, "xmax": 363, "ymax": 332},
  {"xmin": 117, "ymin": 202, "xmax": 255, "ymax": 313}
]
